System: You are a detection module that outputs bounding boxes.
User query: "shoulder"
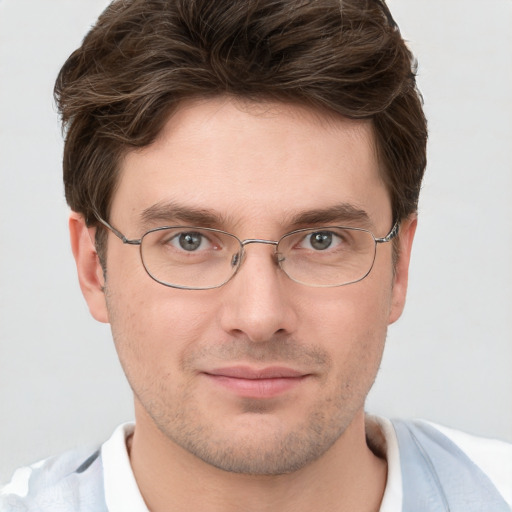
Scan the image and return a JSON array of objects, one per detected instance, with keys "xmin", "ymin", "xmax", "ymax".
[
  {"xmin": 392, "ymin": 418, "xmax": 512, "ymax": 510},
  {"xmin": 0, "ymin": 446, "xmax": 107, "ymax": 512},
  {"xmin": 423, "ymin": 420, "xmax": 512, "ymax": 504}
]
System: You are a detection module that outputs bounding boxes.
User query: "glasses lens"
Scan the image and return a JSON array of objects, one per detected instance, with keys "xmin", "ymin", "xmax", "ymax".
[
  {"xmin": 140, "ymin": 227, "xmax": 241, "ymax": 289},
  {"xmin": 277, "ymin": 227, "xmax": 377, "ymax": 287}
]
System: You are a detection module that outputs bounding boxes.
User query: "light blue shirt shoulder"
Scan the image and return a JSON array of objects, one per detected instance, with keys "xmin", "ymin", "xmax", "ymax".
[
  {"xmin": 393, "ymin": 419, "xmax": 511, "ymax": 512},
  {"xmin": 0, "ymin": 447, "xmax": 107, "ymax": 512}
]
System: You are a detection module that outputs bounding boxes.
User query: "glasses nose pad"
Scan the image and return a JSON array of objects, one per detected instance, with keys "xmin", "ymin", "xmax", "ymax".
[
  {"xmin": 231, "ymin": 250, "xmax": 244, "ymax": 268},
  {"xmin": 274, "ymin": 251, "xmax": 286, "ymax": 267}
]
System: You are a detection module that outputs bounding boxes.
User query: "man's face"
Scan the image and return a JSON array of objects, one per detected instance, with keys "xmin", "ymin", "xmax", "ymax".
[{"xmin": 76, "ymin": 97, "xmax": 414, "ymax": 475}]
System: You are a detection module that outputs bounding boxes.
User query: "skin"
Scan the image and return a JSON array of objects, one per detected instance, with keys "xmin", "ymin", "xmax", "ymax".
[{"xmin": 70, "ymin": 97, "xmax": 416, "ymax": 512}]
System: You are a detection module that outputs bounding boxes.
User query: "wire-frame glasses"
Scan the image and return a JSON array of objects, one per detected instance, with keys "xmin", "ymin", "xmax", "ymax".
[{"xmin": 94, "ymin": 215, "xmax": 400, "ymax": 290}]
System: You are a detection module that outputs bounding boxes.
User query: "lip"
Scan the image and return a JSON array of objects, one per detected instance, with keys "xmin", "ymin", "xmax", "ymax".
[{"xmin": 203, "ymin": 366, "xmax": 309, "ymax": 398}]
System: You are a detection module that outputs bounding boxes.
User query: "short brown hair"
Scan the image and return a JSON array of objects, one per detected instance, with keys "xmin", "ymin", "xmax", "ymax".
[{"xmin": 55, "ymin": 0, "xmax": 427, "ymax": 232}]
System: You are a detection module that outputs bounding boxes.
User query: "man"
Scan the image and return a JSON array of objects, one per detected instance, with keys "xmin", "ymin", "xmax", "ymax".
[{"xmin": 1, "ymin": 0, "xmax": 510, "ymax": 511}]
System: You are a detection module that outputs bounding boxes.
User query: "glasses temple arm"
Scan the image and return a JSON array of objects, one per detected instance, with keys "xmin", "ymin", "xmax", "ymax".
[
  {"xmin": 91, "ymin": 211, "xmax": 142, "ymax": 245},
  {"xmin": 375, "ymin": 220, "xmax": 400, "ymax": 243}
]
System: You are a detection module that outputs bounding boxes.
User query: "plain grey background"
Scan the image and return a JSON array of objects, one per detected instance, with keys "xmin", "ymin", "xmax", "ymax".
[{"xmin": 0, "ymin": 0, "xmax": 511, "ymax": 483}]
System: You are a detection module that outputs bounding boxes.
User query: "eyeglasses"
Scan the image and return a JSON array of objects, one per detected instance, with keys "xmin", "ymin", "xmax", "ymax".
[{"xmin": 94, "ymin": 215, "xmax": 399, "ymax": 290}]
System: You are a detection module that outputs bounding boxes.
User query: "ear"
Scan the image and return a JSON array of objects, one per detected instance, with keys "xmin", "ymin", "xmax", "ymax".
[
  {"xmin": 388, "ymin": 214, "xmax": 417, "ymax": 325},
  {"xmin": 69, "ymin": 212, "xmax": 109, "ymax": 323}
]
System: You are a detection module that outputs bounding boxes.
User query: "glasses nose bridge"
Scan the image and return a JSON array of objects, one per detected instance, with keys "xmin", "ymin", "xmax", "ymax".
[
  {"xmin": 240, "ymin": 238, "xmax": 279, "ymax": 248},
  {"xmin": 234, "ymin": 238, "xmax": 280, "ymax": 270}
]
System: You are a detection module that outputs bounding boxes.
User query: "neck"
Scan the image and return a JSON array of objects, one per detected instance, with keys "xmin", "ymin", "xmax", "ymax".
[{"xmin": 128, "ymin": 409, "xmax": 387, "ymax": 512}]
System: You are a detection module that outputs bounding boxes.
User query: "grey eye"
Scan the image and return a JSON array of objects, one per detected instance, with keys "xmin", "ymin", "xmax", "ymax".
[
  {"xmin": 178, "ymin": 232, "xmax": 203, "ymax": 251},
  {"xmin": 309, "ymin": 232, "xmax": 333, "ymax": 250}
]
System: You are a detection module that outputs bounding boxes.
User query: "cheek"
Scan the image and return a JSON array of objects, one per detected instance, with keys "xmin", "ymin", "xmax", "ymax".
[
  {"xmin": 297, "ymin": 276, "xmax": 392, "ymax": 341},
  {"xmin": 294, "ymin": 276, "xmax": 392, "ymax": 375},
  {"xmin": 105, "ymin": 276, "xmax": 219, "ymax": 379}
]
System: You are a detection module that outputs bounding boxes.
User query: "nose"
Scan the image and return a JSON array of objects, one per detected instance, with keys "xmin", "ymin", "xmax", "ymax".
[{"xmin": 219, "ymin": 244, "xmax": 298, "ymax": 343}]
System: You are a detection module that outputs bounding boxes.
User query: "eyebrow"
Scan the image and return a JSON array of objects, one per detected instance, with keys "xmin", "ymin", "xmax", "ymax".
[
  {"xmin": 140, "ymin": 201, "xmax": 228, "ymax": 229},
  {"xmin": 139, "ymin": 201, "xmax": 372, "ymax": 231},
  {"xmin": 286, "ymin": 204, "xmax": 372, "ymax": 229}
]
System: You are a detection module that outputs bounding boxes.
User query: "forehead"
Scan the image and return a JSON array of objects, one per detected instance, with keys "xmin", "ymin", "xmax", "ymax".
[{"xmin": 111, "ymin": 97, "xmax": 391, "ymax": 232}]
